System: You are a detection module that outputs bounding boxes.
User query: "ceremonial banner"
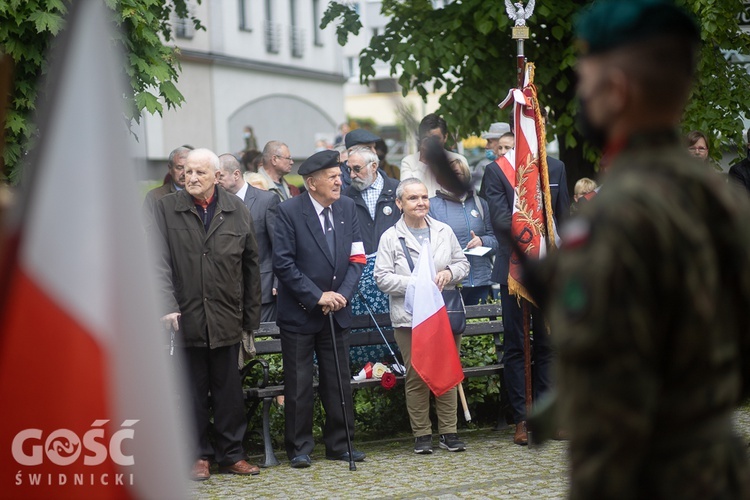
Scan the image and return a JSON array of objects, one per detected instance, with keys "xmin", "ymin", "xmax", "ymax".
[
  {"xmin": 499, "ymin": 63, "xmax": 557, "ymax": 305},
  {"xmin": 0, "ymin": 3, "xmax": 189, "ymax": 497},
  {"xmin": 405, "ymin": 241, "xmax": 464, "ymax": 397}
]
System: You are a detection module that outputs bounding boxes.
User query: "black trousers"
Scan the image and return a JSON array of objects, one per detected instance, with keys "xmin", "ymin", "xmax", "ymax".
[
  {"xmin": 280, "ymin": 320, "xmax": 355, "ymax": 460},
  {"xmin": 500, "ymin": 285, "xmax": 553, "ymax": 424},
  {"xmin": 185, "ymin": 342, "xmax": 246, "ymax": 466}
]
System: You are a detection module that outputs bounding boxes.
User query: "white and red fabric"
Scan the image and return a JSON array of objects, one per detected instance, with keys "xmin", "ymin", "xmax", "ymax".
[
  {"xmin": 499, "ymin": 63, "xmax": 559, "ymax": 305},
  {"xmin": 0, "ymin": 3, "xmax": 189, "ymax": 497},
  {"xmin": 404, "ymin": 241, "xmax": 463, "ymax": 397}
]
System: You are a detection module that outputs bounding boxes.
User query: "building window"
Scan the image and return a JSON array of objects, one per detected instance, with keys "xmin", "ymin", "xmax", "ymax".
[
  {"xmin": 289, "ymin": 0, "xmax": 304, "ymax": 57},
  {"xmin": 238, "ymin": 0, "xmax": 252, "ymax": 31},
  {"xmin": 313, "ymin": 0, "xmax": 323, "ymax": 46},
  {"xmin": 346, "ymin": 57, "xmax": 360, "ymax": 79},
  {"xmin": 291, "ymin": 27, "xmax": 305, "ymax": 58},
  {"xmin": 173, "ymin": 1, "xmax": 196, "ymax": 39},
  {"xmin": 264, "ymin": 0, "xmax": 280, "ymax": 53}
]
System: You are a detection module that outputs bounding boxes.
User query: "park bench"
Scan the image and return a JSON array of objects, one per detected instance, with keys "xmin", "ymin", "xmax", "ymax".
[{"xmin": 241, "ymin": 302, "xmax": 505, "ymax": 467}]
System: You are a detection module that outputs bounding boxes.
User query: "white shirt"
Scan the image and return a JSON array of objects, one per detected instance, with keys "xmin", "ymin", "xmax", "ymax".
[
  {"xmin": 308, "ymin": 193, "xmax": 334, "ymax": 234},
  {"xmin": 400, "ymin": 151, "xmax": 470, "ymax": 198},
  {"xmin": 234, "ymin": 181, "xmax": 248, "ymax": 201}
]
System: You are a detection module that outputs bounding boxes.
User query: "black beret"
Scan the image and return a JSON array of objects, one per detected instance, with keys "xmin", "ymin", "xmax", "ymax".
[
  {"xmin": 345, "ymin": 128, "xmax": 380, "ymax": 149},
  {"xmin": 576, "ymin": 0, "xmax": 700, "ymax": 56},
  {"xmin": 298, "ymin": 149, "xmax": 341, "ymax": 176}
]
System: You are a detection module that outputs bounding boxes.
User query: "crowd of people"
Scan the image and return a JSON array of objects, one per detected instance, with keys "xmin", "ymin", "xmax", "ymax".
[{"xmin": 141, "ymin": 0, "xmax": 750, "ymax": 494}]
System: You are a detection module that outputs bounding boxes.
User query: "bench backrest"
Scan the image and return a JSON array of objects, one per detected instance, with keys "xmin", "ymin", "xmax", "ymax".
[{"xmin": 254, "ymin": 303, "xmax": 503, "ymax": 356}]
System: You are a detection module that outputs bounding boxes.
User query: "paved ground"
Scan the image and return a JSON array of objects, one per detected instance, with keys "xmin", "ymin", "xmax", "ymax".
[{"xmin": 191, "ymin": 407, "xmax": 750, "ymax": 499}]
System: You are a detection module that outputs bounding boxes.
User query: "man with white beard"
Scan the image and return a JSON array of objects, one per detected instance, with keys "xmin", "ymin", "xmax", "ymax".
[{"xmin": 343, "ymin": 146, "xmax": 400, "ymax": 255}]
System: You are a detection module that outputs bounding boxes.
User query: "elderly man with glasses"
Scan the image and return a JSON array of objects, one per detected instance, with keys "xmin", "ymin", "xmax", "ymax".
[
  {"xmin": 344, "ymin": 146, "xmax": 401, "ymax": 256},
  {"xmin": 258, "ymin": 140, "xmax": 301, "ymax": 201}
]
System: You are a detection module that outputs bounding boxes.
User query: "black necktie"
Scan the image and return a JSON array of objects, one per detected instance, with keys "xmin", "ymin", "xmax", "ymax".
[{"xmin": 322, "ymin": 207, "xmax": 335, "ymax": 258}]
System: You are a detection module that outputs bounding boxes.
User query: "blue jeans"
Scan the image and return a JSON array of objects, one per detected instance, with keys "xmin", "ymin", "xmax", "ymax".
[{"xmin": 500, "ymin": 285, "xmax": 553, "ymax": 424}]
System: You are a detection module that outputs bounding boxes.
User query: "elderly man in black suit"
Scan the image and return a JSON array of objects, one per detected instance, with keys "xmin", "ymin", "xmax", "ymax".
[
  {"xmin": 480, "ymin": 144, "xmax": 569, "ymax": 446},
  {"xmin": 273, "ymin": 149, "xmax": 366, "ymax": 468},
  {"xmin": 217, "ymin": 154, "xmax": 280, "ymax": 323}
]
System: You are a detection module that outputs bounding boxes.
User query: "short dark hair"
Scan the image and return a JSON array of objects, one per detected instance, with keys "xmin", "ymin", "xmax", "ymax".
[
  {"xmin": 418, "ymin": 113, "xmax": 447, "ymax": 140},
  {"xmin": 686, "ymin": 130, "xmax": 708, "ymax": 148}
]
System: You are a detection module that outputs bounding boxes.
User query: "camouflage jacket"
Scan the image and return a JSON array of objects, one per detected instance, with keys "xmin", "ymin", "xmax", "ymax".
[{"xmin": 548, "ymin": 130, "xmax": 750, "ymax": 499}]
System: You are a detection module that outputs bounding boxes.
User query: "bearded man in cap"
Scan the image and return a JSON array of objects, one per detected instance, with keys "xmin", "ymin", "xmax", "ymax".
[
  {"xmin": 340, "ymin": 128, "xmax": 381, "ymax": 190},
  {"xmin": 544, "ymin": 0, "xmax": 750, "ymax": 497},
  {"xmin": 273, "ymin": 149, "xmax": 367, "ymax": 468}
]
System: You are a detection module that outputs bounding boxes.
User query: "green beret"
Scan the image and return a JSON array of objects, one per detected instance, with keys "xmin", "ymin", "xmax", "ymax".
[{"xmin": 575, "ymin": 0, "xmax": 700, "ymax": 55}]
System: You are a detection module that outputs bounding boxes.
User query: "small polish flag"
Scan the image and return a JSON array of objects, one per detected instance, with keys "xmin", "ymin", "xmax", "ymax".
[{"xmin": 404, "ymin": 241, "xmax": 463, "ymax": 397}]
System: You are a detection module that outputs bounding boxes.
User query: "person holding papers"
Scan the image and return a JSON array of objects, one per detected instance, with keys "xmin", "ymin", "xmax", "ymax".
[
  {"xmin": 428, "ymin": 158, "xmax": 497, "ymax": 305},
  {"xmin": 374, "ymin": 178, "xmax": 469, "ymax": 454}
]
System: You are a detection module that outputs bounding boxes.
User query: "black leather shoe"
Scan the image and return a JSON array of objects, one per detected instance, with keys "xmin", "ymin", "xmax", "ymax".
[
  {"xmin": 290, "ymin": 455, "xmax": 311, "ymax": 468},
  {"xmin": 325, "ymin": 450, "xmax": 366, "ymax": 462}
]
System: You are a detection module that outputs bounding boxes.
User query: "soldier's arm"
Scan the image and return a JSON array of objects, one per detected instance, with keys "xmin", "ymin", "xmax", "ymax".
[{"xmin": 551, "ymin": 211, "xmax": 661, "ymax": 499}]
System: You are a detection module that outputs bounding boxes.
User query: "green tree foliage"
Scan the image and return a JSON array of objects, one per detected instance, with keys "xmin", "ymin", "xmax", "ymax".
[
  {"xmin": 324, "ymin": 0, "xmax": 750, "ymax": 185},
  {"xmin": 0, "ymin": 0, "xmax": 203, "ymax": 183}
]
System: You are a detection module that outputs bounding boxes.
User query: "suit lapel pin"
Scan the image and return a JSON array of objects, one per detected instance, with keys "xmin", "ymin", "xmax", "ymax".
[{"xmin": 383, "ymin": 206, "xmax": 393, "ymax": 215}]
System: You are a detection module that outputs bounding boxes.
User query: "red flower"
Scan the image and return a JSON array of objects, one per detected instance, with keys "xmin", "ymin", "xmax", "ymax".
[{"xmin": 380, "ymin": 372, "xmax": 397, "ymax": 390}]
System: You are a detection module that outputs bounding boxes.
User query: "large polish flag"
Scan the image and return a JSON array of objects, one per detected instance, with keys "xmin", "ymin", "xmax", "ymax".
[
  {"xmin": 405, "ymin": 241, "xmax": 463, "ymax": 397},
  {"xmin": 0, "ymin": 2, "xmax": 190, "ymax": 498}
]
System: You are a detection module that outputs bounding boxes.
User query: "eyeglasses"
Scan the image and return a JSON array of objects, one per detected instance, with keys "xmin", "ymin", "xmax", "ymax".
[
  {"xmin": 347, "ymin": 164, "xmax": 368, "ymax": 174},
  {"xmin": 688, "ymin": 147, "xmax": 707, "ymax": 153},
  {"xmin": 274, "ymin": 155, "xmax": 293, "ymax": 162}
]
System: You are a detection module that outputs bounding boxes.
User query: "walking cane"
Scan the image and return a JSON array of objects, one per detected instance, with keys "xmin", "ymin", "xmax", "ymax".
[
  {"xmin": 328, "ymin": 312, "xmax": 357, "ymax": 471},
  {"xmin": 355, "ymin": 289, "xmax": 406, "ymax": 375}
]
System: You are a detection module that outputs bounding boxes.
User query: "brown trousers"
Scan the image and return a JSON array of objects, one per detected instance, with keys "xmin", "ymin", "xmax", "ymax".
[{"xmin": 394, "ymin": 327, "xmax": 461, "ymax": 437}]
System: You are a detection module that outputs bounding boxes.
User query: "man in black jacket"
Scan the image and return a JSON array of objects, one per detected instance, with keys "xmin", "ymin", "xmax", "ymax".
[{"xmin": 154, "ymin": 148, "xmax": 261, "ymax": 480}]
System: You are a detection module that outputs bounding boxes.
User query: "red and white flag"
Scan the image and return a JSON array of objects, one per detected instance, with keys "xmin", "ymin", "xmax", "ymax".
[
  {"xmin": 499, "ymin": 63, "xmax": 558, "ymax": 305},
  {"xmin": 0, "ymin": 2, "xmax": 189, "ymax": 497},
  {"xmin": 405, "ymin": 241, "xmax": 463, "ymax": 397}
]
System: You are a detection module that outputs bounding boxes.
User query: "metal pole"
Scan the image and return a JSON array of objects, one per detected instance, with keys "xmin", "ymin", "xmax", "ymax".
[
  {"xmin": 517, "ymin": 39, "xmax": 525, "ymax": 89},
  {"xmin": 356, "ymin": 289, "xmax": 405, "ymax": 375},
  {"xmin": 328, "ymin": 312, "xmax": 357, "ymax": 471},
  {"xmin": 522, "ymin": 300, "xmax": 533, "ymax": 447}
]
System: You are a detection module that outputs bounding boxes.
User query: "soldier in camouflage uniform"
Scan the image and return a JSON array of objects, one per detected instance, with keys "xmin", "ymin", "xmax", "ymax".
[{"xmin": 547, "ymin": 0, "xmax": 750, "ymax": 497}]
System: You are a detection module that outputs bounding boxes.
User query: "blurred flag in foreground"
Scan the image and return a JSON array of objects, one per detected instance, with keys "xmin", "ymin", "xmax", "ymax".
[
  {"xmin": 500, "ymin": 63, "xmax": 558, "ymax": 305},
  {"xmin": 405, "ymin": 241, "xmax": 463, "ymax": 397},
  {"xmin": 0, "ymin": 2, "xmax": 190, "ymax": 497}
]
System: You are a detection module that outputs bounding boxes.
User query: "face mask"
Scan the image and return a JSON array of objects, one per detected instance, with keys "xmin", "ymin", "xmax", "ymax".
[
  {"xmin": 485, "ymin": 149, "xmax": 497, "ymax": 161},
  {"xmin": 576, "ymin": 97, "xmax": 607, "ymax": 150},
  {"xmin": 243, "ymin": 132, "xmax": 251, "ymax": 139}
]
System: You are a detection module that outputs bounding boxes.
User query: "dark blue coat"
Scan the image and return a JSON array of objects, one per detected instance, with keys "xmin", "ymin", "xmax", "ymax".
[
  {"xmin": 481, "ymin": 156, "xmax": 570, "ymax": 285},
  {"xmin": 428, "ymin": 191, "xmax": 497, "ymax": 287},
  {"xmin": 273, "ymin": 193, "xmax": 365, "ymax": 333}
]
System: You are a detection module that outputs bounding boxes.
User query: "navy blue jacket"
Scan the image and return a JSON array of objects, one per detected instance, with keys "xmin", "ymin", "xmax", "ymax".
[
  {"xmin": 273, "ymin": 193, "xmax": 365, "ymax": 333},
  {"xmin": 428, "ymin": 191, "xmax": 497, "ymax": 288},
  {"xmin": 481, "ymin": 156, "xmax": 570, "ymax": 285},
  {"xmin": 344, "ymin": 174, "xmax": 400, "ymax": 255}
]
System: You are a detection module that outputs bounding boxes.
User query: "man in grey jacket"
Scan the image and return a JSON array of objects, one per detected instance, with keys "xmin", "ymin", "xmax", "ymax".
[{"xmin": 154, "ymin": 148, "xmax": 262, "ymax": 481}]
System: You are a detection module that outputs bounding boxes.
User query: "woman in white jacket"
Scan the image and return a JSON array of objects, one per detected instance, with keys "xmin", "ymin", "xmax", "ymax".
[{"xmin": 374, "ymin": 178, "xmax": 469, "ymax": 454}]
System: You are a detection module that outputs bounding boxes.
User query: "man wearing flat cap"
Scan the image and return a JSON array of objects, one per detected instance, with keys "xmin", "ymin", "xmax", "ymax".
[
  {"xmin": 273, "ymin": 149, "xmax": 367, "ymax": 468},
  {"xmin": 340, "ymin": 128, "xmax": 381, "ymax": 190},
  {"xmin": 543, "ymin": 0, "xmax": 750, "ymax": 497}
]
